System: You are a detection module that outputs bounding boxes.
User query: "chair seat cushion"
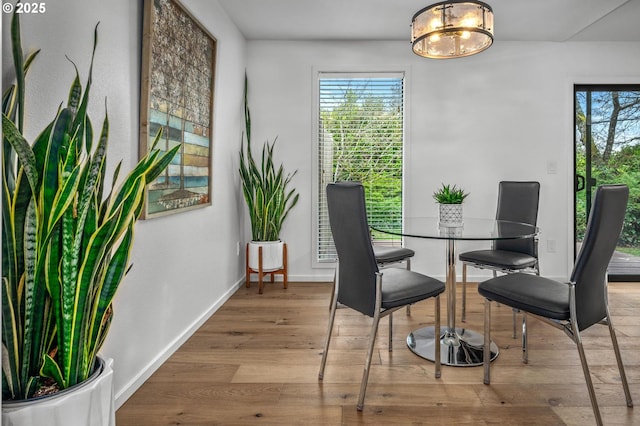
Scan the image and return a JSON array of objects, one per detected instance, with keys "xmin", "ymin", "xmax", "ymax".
[
  {"xmin": 459, "ymin": 249, "xmax": 537, "ymax": 270},
  {"xmin": 478, "ymin": 273, "xmax": 570, "ymax": 320},
  {"xmin": 373, "ymin": 246, "xmax": 415, "ymax": 264},
  {"xmin": 380, "ymin": 268, "xmax": 445, "ymax": 310}
]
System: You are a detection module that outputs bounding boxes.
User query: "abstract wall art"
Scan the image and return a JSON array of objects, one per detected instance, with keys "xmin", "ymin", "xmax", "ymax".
[{"xmin": 140, "ymin": 0, "xmax": 216, "ymax": 218}]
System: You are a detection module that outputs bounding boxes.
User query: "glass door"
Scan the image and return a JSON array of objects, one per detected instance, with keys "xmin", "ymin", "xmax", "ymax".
[{"xmin": 574, "ymin": 85, "xmax": 640, "ymax": 281}]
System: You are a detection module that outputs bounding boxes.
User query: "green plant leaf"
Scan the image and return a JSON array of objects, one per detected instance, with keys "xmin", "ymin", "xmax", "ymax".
[
  {"xmin": 41, "ymin": 354, "xmax": 65, "ymax": 390},
  {"xmin": 432, "ymin": 183, "xmax": 469, "ymax": 204},
  {"xmin": 86, "ymin": 224, "xmax": 133, "ymax": 368},
  {"xmin": 2, "ymin": 278, "xmax": 20, "ymax": 400},
  {"xmin": 145, "ymin": 143, "xmax": 180, "ymax": 184},
  {"xmin": 2, "ymin": 114, "xmax": 38, "ymax": 194},
  {"xmin": 39, "ymin": 108, "xmax": 73, "ymax": 234},
  {"xmin": 11, "ymin": 10, "xmax": 25, "ymax": 133},
  {"xmin": 21, "ymin": 197, "xmax": 48, "ymax": 397}
]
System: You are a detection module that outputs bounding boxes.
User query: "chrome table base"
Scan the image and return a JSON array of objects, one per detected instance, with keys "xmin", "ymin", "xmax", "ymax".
[{"xmin": 407, "ymin": 326, "xmax": 499, "ymax": 366}]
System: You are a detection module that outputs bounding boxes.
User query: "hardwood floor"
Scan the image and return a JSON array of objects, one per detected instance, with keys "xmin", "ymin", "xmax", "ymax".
[{"xmin": 116, "ymin": 280, "xmax": 640, "ymax": 425}]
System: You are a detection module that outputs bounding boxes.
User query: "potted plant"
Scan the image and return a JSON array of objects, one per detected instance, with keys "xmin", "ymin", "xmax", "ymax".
[
  {"xmin": 1, "ymin": 14, "xmax": 178, "ymax": 425},
  {"xmin": 239, "ymin": 75, "xmax": 299, "ymax": 288},
  {"xmin": 433, "ymin": 183, "xmax": 469, "ymax": 227}
]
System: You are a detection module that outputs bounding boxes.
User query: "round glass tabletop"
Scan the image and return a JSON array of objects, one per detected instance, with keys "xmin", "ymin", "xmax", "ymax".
[{"xmin": 371, "ymin": 217, "xmax": 539, "ymax": 241}]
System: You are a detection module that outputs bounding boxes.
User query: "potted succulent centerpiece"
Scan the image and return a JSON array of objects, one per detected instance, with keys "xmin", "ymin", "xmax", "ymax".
[
  {"xmin": 1, "ymin": 14, "xmax": 178, "ymax": 425},
  {"xmin": 433, "ymin": 183, "xmax": 469, "ymax": 227},
  {"xmin": 239, "ymin": 76, "xmax": 299, "ymax": 288}
]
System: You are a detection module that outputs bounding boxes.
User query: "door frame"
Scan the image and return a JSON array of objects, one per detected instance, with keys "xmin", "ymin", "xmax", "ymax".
[{"xmin": 573, "ymin": 83, "xmax": 640, "ymax": 281}]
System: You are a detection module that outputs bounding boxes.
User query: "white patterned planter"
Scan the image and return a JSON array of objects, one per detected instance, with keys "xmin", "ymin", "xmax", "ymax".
[
  {"xmin": 248, "ymin": 240, "xmax": 284, "ymax": 272},
  {"xmin": 438, "ymin": 203, "xmax": 464, "ymax": 227},
  {"xmin": 2, "ymin": 357, "xmax": 115, "ymax": 426}
]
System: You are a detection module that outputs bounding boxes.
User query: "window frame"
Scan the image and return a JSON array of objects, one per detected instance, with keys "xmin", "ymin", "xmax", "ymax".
[{"xmin": 311, "ymin": 69, "xmax": 408, "ymax": 268}]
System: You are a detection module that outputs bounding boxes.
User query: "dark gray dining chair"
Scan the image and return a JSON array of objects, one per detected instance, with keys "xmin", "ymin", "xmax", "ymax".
[
  {"xmin": 459, "ymin": 181, "xmax": 540, "ymax": 338},
  {"xmin": 479, "ymin": 184, "xmax": 633, "ymax": 426},
  {"xmin": 373, "ymin": 245, "xmax": 415, "ymax": 269},
  {"xmin": 319, "ymin": 181, "xmax": 445, "ymax": 411},
  {"xmin": 373, "ymin": 246, "xmax": 415, "ymax": 314},
  {"xmin": 328, "ymin": 246, "xmax": 415, "ymax": 312}
]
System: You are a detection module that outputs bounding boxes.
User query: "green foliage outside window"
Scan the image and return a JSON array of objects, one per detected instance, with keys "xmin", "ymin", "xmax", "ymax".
[
  {"xmin": 575, "ymin": 144, "xmax": 640, "ymax": 254},
  {"xmin": 319, "ymin": 79, "xmax": 403, "ymax": 238}
]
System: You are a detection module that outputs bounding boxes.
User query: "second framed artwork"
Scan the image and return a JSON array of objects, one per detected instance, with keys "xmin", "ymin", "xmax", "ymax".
[{"xmin": 140, "ymin": 0, "xmax": 216, "ymax": 218}]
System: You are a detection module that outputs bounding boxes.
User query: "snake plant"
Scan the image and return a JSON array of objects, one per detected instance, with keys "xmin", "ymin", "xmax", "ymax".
[
  {"xmin": 1, "ymin": 13, "xmax": 179, "ymax": 400},
  {"xmin": 239, "ymin": 75, "xmax": 299, "ymax": 241}
]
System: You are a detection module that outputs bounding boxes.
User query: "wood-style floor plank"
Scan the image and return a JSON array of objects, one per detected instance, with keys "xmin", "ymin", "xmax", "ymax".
[{"xmin": 116, "ymin": 281, "xmax": 640, "ymax": 425}]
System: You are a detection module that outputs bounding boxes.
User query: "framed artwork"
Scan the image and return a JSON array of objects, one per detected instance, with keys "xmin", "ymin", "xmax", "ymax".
[{"xmin": 140, "ymin": 0, "xmax": 216, "ymax": 218}]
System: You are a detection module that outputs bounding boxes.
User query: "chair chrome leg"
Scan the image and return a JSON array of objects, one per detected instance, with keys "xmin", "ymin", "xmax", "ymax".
[
  {"xmin": 406, "ymin": 259, "xmax": 412, "ymax": 316},
  {"xmin": 522, "ymin": 312, "xmax": 528, "ymax": 364},
  {"xmin": 319, "ymin": 270, "xmax": 339, "ymax": 379},
  {"xmin": 435, "ymin": 295, "xmax": 441, "ymax": 378},
  {"xmin": 388, "ymin": 313, "xmax": 393, "ymax": 352},
  {"xmin": 573, "ymin": 323, "xmax": 603, "ymax": 426},
  {"xmin": 329, "ymin": 268, "xmax": 336, "ymax": 311},
  {"xmin": 483, "ymin": 298, "xmax": 491, "ymax": 385},
  {"xmin": 491, "ymin": 272, "xmax": 502, "ymax": 311},
  {"xmin": 512, "ymin": 309, "xmax": 517, "ymax": 339},
  {"xmin": 606, "ymin": 314, "xmax": 633, "ymax": 407},
  {"xmin": 357, "ymin": 312, "xmax": 381, "ymax": 411},
  {"xmin": 461, "ymin": 263, "xmax": 467, "ymax": 322},
  {"xmin": 521, "ymin": 262, "xmax": 539, "ymax": 344},
  {"xmin": 319, "ymin": 295, "xmax": 337, "ymax": 379}
]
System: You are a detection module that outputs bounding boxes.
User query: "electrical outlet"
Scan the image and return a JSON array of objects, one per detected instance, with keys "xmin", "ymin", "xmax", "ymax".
[
  {"xmin": 547, "ymin": 239, "xmax": 556, "ymax": 253},
  {"xmin": 236, "ymin": 241, "xmax": 240, "ymax": 256}
]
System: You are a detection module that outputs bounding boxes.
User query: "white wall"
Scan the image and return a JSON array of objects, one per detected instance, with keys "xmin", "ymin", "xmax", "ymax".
[
  {"xmin": 2, "ymin": 0, "xmax": 248, "ymax": 407},
  {"xmin": 246, "ymin": 39, "xmax": 640, "ymax": 282}
]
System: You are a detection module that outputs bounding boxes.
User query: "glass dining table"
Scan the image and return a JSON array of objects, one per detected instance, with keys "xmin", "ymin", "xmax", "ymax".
[{"xmin": 372, "ymin": 217, "xmax": 539, "ymax": 367}]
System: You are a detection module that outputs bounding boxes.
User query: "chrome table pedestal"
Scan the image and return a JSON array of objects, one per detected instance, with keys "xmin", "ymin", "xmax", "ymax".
[{"xmin": 408, "ymin": 237, "xmax": 499, "ymax": 366}]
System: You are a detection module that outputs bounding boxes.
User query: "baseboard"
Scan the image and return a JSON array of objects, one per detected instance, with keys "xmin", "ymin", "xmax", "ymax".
[
  {"xmin": 281, "ymin": 274, "xmax": 334, "ymax": 282},
  {"xmin": 113, "ymin": 277, "xmax": 245, "ymax": 409}
]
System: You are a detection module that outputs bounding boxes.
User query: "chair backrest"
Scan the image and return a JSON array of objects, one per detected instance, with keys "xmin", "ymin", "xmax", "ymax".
[
  {"xmin": 494, "ymin": 181, "xmax": 540, "ymax": 255},
  {"xmin": 326, "ymin": 182, "xmax": 379, "ymax": 317},
  {"xmin": 572, "ymin": 184, "xmax": 629, "ymax": 330}
]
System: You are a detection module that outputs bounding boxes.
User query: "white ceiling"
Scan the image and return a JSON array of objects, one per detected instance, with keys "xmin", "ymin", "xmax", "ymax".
[{"xmin": 217, "ymin": 0, "xmax": 640, "ymax": 42}]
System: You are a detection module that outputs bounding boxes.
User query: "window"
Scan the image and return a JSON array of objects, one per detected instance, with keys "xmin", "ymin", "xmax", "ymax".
[{"xmin": 315, "ymin": 73, "xmax": 405, "ymax": 263}]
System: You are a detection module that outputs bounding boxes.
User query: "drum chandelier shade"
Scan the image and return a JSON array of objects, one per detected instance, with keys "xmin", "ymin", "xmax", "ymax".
[{"xmin": 411, "ymin": 1, "xmax": 494, "ymax": 59}]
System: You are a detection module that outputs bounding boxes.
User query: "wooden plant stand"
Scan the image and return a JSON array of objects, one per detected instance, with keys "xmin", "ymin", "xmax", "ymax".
[{"xmin": 245, "ymin": 243, "xmax": 288, "ymax": 294}]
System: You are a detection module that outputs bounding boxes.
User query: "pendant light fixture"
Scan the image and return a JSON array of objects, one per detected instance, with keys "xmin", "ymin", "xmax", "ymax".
[{"xmin": 411, "ymin": 1, "xmax": 494, "ymax": 59}]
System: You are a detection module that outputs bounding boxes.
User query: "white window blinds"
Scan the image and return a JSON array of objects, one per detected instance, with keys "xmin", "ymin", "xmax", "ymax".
[{"xmin": 317, "ymin": 73, "xmax": 405, "ymax": 262}]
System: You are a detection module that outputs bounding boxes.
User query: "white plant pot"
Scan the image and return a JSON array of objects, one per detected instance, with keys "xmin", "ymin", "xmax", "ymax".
[
  {"xmin": 2, "ymin": 357, "xmax": 115, "ymax": 426},
  {"xmin": 248, "ymin": 240, "xmax": 284, "ymax": 272},
  {"xmin": 438, "ymin": 203, "xmax": 464, "ymax": 227}
]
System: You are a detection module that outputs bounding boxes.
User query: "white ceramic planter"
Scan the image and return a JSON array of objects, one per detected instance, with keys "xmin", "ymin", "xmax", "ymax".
[
  {"xmin": 248, "ymin": 240, "xmax": 284, "ymax": 272},
  {"xmin": 438, "ymin": 203, "xmax": 464, "ymax": 227},
  {"xmin": 2, "ymin": 357, "xmax": 115, "ymax": 426}
]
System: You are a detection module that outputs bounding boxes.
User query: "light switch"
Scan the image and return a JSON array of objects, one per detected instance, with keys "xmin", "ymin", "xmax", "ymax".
[{"xmin": 547, "ymin": 239, "xmax": 556, "ymax": 253}]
